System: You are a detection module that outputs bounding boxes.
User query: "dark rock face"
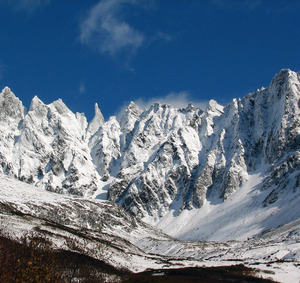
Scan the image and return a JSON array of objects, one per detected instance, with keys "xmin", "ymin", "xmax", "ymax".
[
  {"xmin": 0, "ymin": 69, "xmax": 299, "ymax": 221},
  {"xmin": 107, "ymin": 70, "xmax": 300, "ymax": 220}
]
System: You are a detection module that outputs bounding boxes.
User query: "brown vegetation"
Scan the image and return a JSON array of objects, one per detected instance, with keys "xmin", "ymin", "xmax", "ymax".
[
  {"xmin": 0, "ymin": 231, "xmax": 275, "ymax": 282},
  {"xmin": 0, "ymin": 232, "xmax": 123, "ymax": 282}
]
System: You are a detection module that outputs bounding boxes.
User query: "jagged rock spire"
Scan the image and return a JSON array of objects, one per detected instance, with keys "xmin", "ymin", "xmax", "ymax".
[{"xmin": 88, "ymin": 103, "xmax": 105, "ymax": 136}]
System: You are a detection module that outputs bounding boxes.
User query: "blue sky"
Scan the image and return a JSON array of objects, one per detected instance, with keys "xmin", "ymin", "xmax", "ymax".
[{"xmin": 0, "ymin": 0, "xmax": 299, "ymax": 120}]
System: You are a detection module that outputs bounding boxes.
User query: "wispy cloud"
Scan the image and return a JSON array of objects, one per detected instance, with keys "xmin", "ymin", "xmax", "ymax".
[
  {"xmin": 134, "ymin": 91, "xmax": 209, "ymax": 110},
  {"xmin": 212, "ymin": 0, "xmax": 300, "ymax": 15},
  {"xmin": 79, "ymin": 0, "xmax": 145, "ymax": 56},
  {"xmin": 151, "ymin": 31, "xmax": 173, "ymax": 43},
  {"xmin": 115, "ymin": 91, "xmax": 209, "ymax": 119},
  {"xmin": 79, "ymin": 83, "xmax": 86, "ymax": 94},
  {"xmin": 212, "ymin": 0, "xmax": 262, "ymax": 11},
  {"xmin": 265, "ymin": 1, "xmax": 300, "ymax": 15},
  {"xmin": 1, "ymin": 0, "xmax": 51, "ymax": 13}
]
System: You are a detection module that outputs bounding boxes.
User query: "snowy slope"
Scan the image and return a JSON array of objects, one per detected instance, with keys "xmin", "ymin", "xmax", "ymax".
[
  {"xmin": 0, "ymin": 69, "xmax": 300, "ymax": 282},
  {"xmin": 0, "ymin": 69, "xmax": 299, "ymax": 242},
  {"xmin": 0, "ymin": 173, "xmax": 299, "ymax": 282},
  {"xmin": 107, "ymin": 69, "xmax": 300, "ymax": 224},
  {"xmin": 156, "ymin": 166, "xmax": 300, "ymax": 241},
  {"xmin": 0, "ymin": 173, "xmax": 176, "ymax": 272}
]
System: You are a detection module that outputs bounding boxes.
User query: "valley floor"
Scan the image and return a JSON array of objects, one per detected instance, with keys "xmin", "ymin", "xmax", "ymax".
[{"xmin": 0, "ymin": 173, "xmax": 299, "ymax": 282}]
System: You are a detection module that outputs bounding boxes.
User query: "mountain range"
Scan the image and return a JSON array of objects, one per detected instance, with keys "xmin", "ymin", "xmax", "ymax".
[{"xmin": 0, "ymin": 69, "xmax": 299, "ymax": 281}]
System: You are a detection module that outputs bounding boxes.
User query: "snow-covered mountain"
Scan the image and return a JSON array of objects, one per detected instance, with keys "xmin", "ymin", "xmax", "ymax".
[
  {"xmin": 0, "ymin": 173, "xmax": 175, "ymax": 273},
  {"xmin": 0, "ymin": 69, "xmax": 299, "ymax": 226},
  {"xmin": 110, "ymin": 69, "xmax": 299, "ymax": 222},
  {"xmin": 0, "ymin": 69, "xmax": 300, "ymax": 281},
  {"xmin": 1, "ymin": 173, "xmax": 299, "ymax": 281}
]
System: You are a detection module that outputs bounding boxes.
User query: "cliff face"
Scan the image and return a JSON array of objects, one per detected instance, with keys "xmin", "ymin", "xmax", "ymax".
[
  {"xmin": 108, "ymin": 69, "xmax": 300, "ymax": 220},
  {"xmin": 0, "ymin": 69, "xmax": 299, "ymax": 222}
]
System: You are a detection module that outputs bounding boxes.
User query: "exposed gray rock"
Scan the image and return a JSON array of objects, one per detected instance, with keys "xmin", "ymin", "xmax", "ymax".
[{"xmin": 0, "ymin": 69, "xmax": 299, "ymax": 222}]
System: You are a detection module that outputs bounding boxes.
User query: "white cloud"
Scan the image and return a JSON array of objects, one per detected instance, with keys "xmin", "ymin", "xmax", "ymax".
[
  {"xmin": 212, "ymin": 0, "xmax": 300, "ymax": 15},
  {"xmin": 265, "ymin": 2, "xmax": 300, "ymax": 15},
  {"xmin": 151, "ymin": 31, "xmax": 173, "ymax": 43},
  {"xmin": 2, "ymin": 0, "xmax": 51, "ymax": 13},
  {"xmin": 80, "ymin": 0, "xmax": 145, "ymax": 56},
  {"xmin": 134, "ymin": 91, "xmax": 209, "ymax": 111},
  {"xmin": 114, "ymin": 91, "xmax": 209, "ymax": 120},
  {"xmin": 79, "ymin": 83, "xmax": 86, "ymax": 94}
]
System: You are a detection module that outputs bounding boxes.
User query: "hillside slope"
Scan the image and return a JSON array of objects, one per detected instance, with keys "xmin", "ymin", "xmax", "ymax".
[
  {"xmin": 0, "ymin": 69, "xmax": 299, "ymax": 241},
  {"xmin": 0, "ymin": 174, "xmax": 299, "ymax": 281}
]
